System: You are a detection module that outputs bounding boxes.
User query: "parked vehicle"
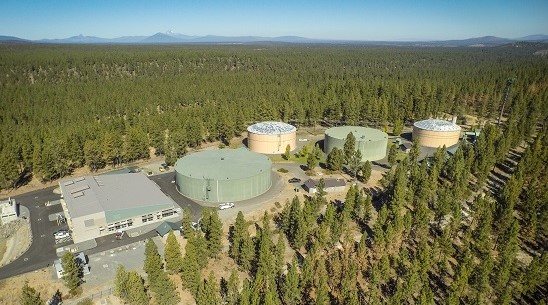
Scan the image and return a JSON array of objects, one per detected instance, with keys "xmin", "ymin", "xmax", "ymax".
[
  {"xmin": 54, "ymin": 230, "xmax": 70, "ymax": 240},
  {"xmin": 288, "ymin": 177, "xmax": 301, "ymax": 183},
  {"xmin": 219, "ymin": 202, "xmax": 235, "ymax": 210},
  {"xmin": 161, "ymin": 163, "xmax": 169, "ymax": 170}
]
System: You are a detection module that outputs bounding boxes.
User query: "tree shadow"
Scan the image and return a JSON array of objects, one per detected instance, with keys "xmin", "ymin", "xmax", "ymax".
[
  {"xmin": 15, "ymin": 168, "xmax": 33, "ymax": 189},
  {"xmin": 400, "ymin": 132, "xmax": 413, "ymax": 142},
  {"xmin": 315, "ymin": 139, "xmax": 325, "ymax": 151}
]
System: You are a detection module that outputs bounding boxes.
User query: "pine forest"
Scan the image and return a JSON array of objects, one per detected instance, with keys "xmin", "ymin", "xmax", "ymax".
[{"xmin": 3, "ymin": 42, "xmax": 548, "ymax": 304}]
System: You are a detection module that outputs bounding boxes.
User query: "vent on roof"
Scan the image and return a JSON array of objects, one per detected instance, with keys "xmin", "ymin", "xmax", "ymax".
[
  {"xmin": 72, "ymin": 191, "xmax": 84, "ymax": 198},
  {"xmin": 64, "ymin": 180, "xmax": 74, "ymax": 186},
  {"xmin": 70, "ymin": 185, "xmax": 90, "ymax": 194},
  {"xmin": 75, "ymin": 177, "xmax": 85, "ymax": 182}
]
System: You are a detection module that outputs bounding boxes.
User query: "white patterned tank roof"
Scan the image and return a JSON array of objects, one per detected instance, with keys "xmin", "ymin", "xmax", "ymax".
[
  {"xmin": 247, "ymin": 121, "xmax": 296, "ymax": 135},
  {"xmin": 413, "ymin": 119, "xmax": 461, "ymax": 132}
]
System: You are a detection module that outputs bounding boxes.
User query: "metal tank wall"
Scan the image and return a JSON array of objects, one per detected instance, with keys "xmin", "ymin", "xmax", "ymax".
[
  {"xmin": 324, "ymin": 127, "xmax": 388, "ymax": 162},
  {"xmin": 248, "ymin": 132, "xmax": 296, "ymax": 154},
  {"xmin": 175, "ymin": 165, "xmax": 272, "ymax": 203},
  {"xmin": 355, "ymin": 137, "xmax": 388, "ymax": 161},
  {"xmin": 412, "ymin": 126, "xmax": 460, "ymax": 148}
]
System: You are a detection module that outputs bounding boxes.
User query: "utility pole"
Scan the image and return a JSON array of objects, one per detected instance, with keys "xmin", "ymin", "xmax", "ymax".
[{"xmin": 498, "ymin": 78, "xmax": 516, "ymax": 127}]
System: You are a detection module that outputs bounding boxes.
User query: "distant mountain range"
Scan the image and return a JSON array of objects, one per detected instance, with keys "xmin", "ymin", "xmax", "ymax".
[{"xmin": 1, "ymin": 32, "xmax": 547, "ymax": 46}]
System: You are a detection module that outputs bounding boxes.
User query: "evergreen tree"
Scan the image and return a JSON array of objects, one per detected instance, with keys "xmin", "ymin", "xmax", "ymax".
[
  {"xmin": 315, "ymin": 259, "xmax": 329, "ymax": 305},
  {"xmin": 20, "ymin": 281, "xmax": 43, "ymax": 305},
  {"xmin": 127, "ymin": 271, "xmax": 148, "ymax": 305},
  {"xmin": 181, "ymin": 235, "xmax": 201, "ymax": 296},
  {"xmin": 114, "ymin": 265, "xmax": 129, "ymax": 301},
  {"xmin": 393, "ymin": 118, "xmax": 404, "ymax": 136},
  {"xmin": 144, "ymin": 238, "xmax": 163, "ymax": 282},
  {"xmin": 343, "ymin": 132, "xmax": 356, "ymax": 165},
  {"xmin": 201, "ymin": 208, "xmax": 223, "ymax": 257},
  {"xmin": 181, "ymin": 207, "xmax": 193, "ymax": 238},
  {"xmin": 164, "ymin": 231, "xmax": 183, "ymax": 274},
  {"xmin": 306, "ymin": 152, "xmax": 317, "ymax": 171},
  {"xmin": 230, "ymin": 211, "xmax": 247, "ymax": 260},
  {"xmin": 226, "ymin": 270, "xmax": 240, "ymax": 305},
  {"xmin": 61, "ymin": 251, "xmax": 83, "ymax": 295},
  {"xmin": 196, "ymin": 272, "xmax": 221, "ymax": 305},
  {"xmin": 239, "ymin": 279, "xmax": 252, "ymax": 305},
  {"xmin": 347, "ymin": 149, "xmax": 362, "ymax": 178},
  {"xmin": 282, "ymin": 261, "xmax": 301, "ymax": 305},
  {"xmin": 151, "ymin": 271, "xmax": 180, "ymax": 305},
  {"xmin": 275, "ymin": 234, "xmax": 286, "ymax": 276},
  {"xmin": 283, "ymin": 144, "xmax": 291, "ymax": 160},
  {"xmin": 326, "ymin": 147, "xmax": 344, "ymax": 171},
  {"xmin": 388, "ymin": 144, "xmax": 398, "ymax": 167},
  {"xmin": 359, "ymin": 160, "xmax": 372, "ymax": 183}
]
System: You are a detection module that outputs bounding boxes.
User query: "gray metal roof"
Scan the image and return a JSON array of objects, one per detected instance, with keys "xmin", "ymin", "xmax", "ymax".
[
  {"xmin": 325, "ymin": 126, "xmax": 388, "ymax": 141},
  {"xmin": 60, "ymin": 174, "xmax": 177, "ymax": 219},
  {"xmin": 303, "ymin": 178, "xmax": 346, "ymax": 189},
  {"xmin": 174, "ymin": 148, "xmax": 272, "ymax": 180},
  {"xmin": 413, "ymin": 119, "xmax": 461, "ymax": 132},
  {"xmin": 247, "ymin": 121, "xmax": 296, "ymax": 135}
]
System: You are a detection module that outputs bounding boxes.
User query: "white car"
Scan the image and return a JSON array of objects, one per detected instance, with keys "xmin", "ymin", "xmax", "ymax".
[
  {"xmin": 219, "ymin": 202, "xmax": 235, "ymax": 210},
  {"xmin": 54, "ymin": 230, "xmax": 70, "ymax": 240}
]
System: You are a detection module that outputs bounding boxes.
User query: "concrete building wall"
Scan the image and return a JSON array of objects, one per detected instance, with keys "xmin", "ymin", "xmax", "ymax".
[
  {"xmin": 248, "ymin": 132, "xmax": 296, "ymax": 154},
  {"xmin": 412, "ymin": 126, "xmax": 461, "ymax": 148},
  {"xmin": 70, "ymin": 211, "xmax": 106, "ymax": 244},
  {"xmin": 0, "ymin": 199, "xmax": 18, "ymax": 225}
]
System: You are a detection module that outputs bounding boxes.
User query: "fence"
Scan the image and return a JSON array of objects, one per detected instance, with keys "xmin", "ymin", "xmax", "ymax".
[{"xmin": 64, "ymin": 287, "xmax": 113, "ymax": 305}]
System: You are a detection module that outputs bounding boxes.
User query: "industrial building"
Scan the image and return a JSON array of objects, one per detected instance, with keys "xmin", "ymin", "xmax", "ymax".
[
  {"xmin": 303, "ymin": 178, "xmax": 346, "ymax": 194},
  {"xmin": 0, "ymin": 198, "xmax": 18, "ymax": 225},
  {"xmin": 59, "ymin": 174, "xmax": 180, "ymax": 243},
  {"xmin": 174, "ymin": 148, "xmax": 272, "ymax": 203},
  {"xmin": 247, "ymin": 121, "xmax": 297, "ymax": 154},
  {"xmin": 324, "ymin": 126, "xmax": 388, "ymax": 161},
  {"xmin": 412, "ymin": 119, "xmax": 462, "ymax": 148}
]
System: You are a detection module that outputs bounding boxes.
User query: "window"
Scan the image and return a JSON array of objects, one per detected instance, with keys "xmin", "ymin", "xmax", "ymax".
[
  {"xmin": 162, "ymin": 209, "xmax": 175, "ymax": 218},
  {"xmin": 142, "ymin": 214, "xmax": 153, "ymax": 223}
]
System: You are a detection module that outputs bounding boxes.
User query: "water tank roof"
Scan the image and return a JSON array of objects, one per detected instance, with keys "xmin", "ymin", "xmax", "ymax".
[
  {"xmin": 413, "ymin": 119, "xmax": 461, "ymax": 132},
  {"xmin": 247, "ymin": 121, "xmax": 296, "ymax": 135},
  {"xmin": 325, "ymin": 126, "xmax": 387, "ymax": 141},
  {"xmin": 175, "ymin": 148, "xmax": 272, "ymax": 180}
]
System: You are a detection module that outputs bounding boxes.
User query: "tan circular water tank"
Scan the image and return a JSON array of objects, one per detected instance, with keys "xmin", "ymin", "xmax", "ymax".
[
  {"xmin": 247, "ymin": 122, "xmax": 296, "ymax": 154},
  {"xmin": 412, "ymin": 119, "xmax": 461, "ymax": 148}
]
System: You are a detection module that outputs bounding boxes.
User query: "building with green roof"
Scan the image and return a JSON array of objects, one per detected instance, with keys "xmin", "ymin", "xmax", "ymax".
[
  {"xmin": 59, "ymin": 173, "xmax": 180, "ymax": 243},
  {"xmin": 174, "ymin": 148, "xmax": 272, "ymax": 203},
  {"xmin": 324, "ymin": 126, "xmax": 388, "ymax": 161}
]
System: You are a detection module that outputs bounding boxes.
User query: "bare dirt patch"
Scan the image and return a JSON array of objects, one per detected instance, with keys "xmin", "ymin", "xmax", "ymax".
[
  {"xmin": 0, "ymin": 267, "xmax": 68, "ymax": 305},
  {"xmin": 0, "ymin": 220, "xmax": 31, "ymax": 267}
]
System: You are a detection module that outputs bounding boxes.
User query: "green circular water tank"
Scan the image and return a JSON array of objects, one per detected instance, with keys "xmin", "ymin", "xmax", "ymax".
[
  {"xmin": 174, "ymin": 149, "xmax": 272, "ymax": 203},
  {"xmin": 324, "ymin": 126, "xmax": 388, "ymax": 161}
]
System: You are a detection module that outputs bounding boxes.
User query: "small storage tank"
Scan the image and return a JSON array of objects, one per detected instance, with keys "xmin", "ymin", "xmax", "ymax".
[
  {"xmin": 174, "ymin": 149, "xmax": 272, "ymax": 203},
  {"xmin": 324, "ymin": 126, "xmax": 388, "ymax": 162},
  {"xmin": 247, "ymin": 121, "xmax": 297, "ymax": 154},
  {"xmin": 412, "ymin": 119, "xmax": 462, "ymax": 148}
]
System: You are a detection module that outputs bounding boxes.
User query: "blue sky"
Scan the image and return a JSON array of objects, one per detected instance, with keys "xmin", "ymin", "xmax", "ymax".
[{"xmin": 2, "ymin": 0, "xmax": 547, "ymax": 40}]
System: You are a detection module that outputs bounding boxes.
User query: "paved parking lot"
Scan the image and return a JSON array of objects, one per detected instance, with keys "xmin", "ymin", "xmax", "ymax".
[{"xmin": 80, "ymin": 238, "xmax": 154, "ymax": 288}]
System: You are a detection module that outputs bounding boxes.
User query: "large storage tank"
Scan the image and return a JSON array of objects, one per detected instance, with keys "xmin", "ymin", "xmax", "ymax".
[
  {"xmin": 174, "ymin": 149, "xmax": 272, "ymax": 203},
  {"xmin": 412, "ymin": 119, "xmax": 462, "ymax": 148},
  {"xmin": 324, "ymin": 126, "xmax": 388, "ymax": 161},
  {"xmin": 247, "ymin": 121, "xmax": 297, "ymax": 154}
]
